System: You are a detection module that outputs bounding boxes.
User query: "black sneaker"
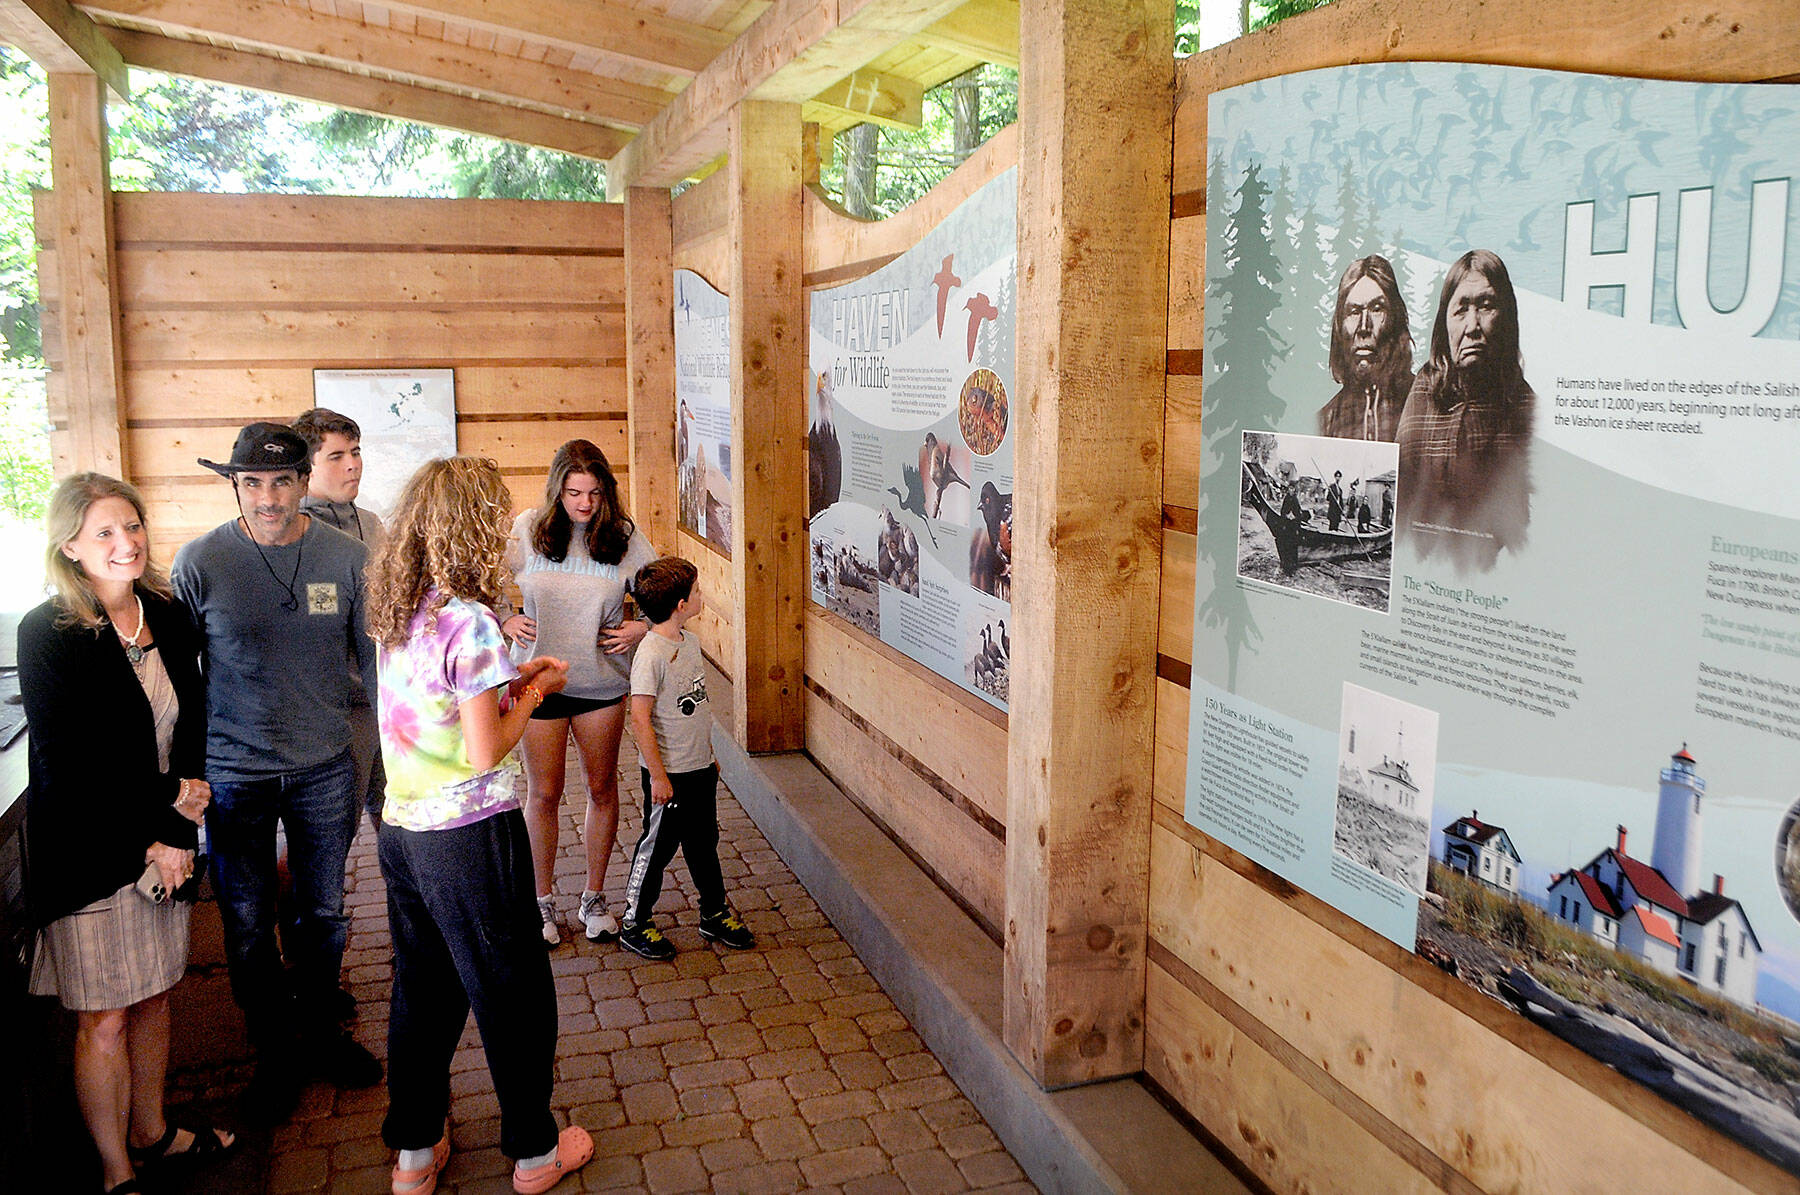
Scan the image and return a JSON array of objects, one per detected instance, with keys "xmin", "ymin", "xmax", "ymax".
[
  {"xmin": 311, "ymin": 1031, "xmax": 383, "ymax": 1089},
  {"xmin": 241, "ymin": 1054, "xmax": 302, "ymax": 1126},
  {"xmin": 617, "ymin": 920, "xmax": 675, "ymax": 961},
  {"xmin": 328, "ymin": 985, "xmax": 357, "ymax": 1022},
  {"xmin": 698, "ymin": 908, "xmax": 756, "ymax": 950}
]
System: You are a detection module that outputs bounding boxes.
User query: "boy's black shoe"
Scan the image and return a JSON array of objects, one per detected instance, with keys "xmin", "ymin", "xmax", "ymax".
[
  {"xmin": 240, "ymin": 1054, "xmax": 302, "ymax": 1126},
  {"xmin": 618, "ymin": 920, "xmax": 676, "ymax": 961},
  {"xmin": 698, "ymin": 909, "xmax": 756, "ymax": 951},
  {"xmin": 310, "ymin": 1030, "xmax": 383, "ymax": 1089}
]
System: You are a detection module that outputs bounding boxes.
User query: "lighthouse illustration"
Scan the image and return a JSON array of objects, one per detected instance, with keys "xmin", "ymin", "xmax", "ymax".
[{"xmin": 1546, "ymin": 745, "xmax": 1761, "ymax": 1008}]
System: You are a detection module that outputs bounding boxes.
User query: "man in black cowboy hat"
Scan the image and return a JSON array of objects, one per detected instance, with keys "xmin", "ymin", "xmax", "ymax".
[{"xmin": 171, "ymin": 422, "xmax": 382, "ymax": 1123}]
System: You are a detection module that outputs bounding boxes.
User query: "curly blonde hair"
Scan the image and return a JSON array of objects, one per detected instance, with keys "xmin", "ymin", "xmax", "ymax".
[
  {"xmin": 366, "ymin": 457, "xmax": 513, "ymax": 647},
  {"xmin": 44, "ymin": 473, "xmax": 172, "ymax": 630}
]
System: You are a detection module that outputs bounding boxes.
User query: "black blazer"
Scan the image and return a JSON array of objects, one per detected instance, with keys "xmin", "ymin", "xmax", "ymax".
[{"xmin": 19, "ymin": 589, "xmax": 206, "ymax": 926}]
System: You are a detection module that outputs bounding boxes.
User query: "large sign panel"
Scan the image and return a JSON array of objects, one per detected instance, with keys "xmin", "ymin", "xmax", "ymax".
[
  {"xmin": 675, "ymin": 269, "xmax": 733, "ymax": 556},
  {"xmin": 807, "ymin": 169, "xmax": 1016, "ymax": 710},
  {"xmin": 1189, "ymin": 64, "xmax": 1800, "ymax": 1169}
]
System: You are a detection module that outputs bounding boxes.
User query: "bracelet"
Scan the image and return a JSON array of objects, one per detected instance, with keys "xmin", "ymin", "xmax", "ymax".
[
  {"xmin": 178, "ymin": 778, "xmax": 190, "ymax": 803},
  {"xmin": 524, "ymin": 682, "xmax": 546, "ymax": 708}
]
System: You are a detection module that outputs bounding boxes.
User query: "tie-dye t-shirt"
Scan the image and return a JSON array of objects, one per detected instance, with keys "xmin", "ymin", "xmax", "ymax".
[{"xmin": 377, "ymin": 593, "xmax": 522, "ymax": 832}]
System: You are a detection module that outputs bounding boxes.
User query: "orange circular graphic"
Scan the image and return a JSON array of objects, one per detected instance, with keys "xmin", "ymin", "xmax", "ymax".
[{"xmin": 958, "ymin": 369, "xmax": 1009, "ymax": 456}]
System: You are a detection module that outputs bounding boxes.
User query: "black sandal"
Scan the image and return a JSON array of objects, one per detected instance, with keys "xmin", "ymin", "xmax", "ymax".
[{"xmin": 127, "ymin": 1120, "xmax": 237, "ymax": 1166}]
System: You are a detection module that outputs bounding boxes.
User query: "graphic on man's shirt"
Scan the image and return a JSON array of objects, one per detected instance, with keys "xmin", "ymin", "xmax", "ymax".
[
  {"xmin": 677, "ymin": 675, "xmax": 708, "ymax": 717},
  {"xmin": 306, "ymin": 582, "xmax": 339, "ymax": 615}
]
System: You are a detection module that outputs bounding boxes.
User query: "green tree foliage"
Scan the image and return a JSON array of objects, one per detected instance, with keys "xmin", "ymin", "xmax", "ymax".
[
  {"xmin": 310, "ymin": 110, "xmax": 607, "ymax": 199},
  {"xmin": 817, "ymin": 65, "xmax": 1017, "ymax": 219},
  {"xmin": 1175, "ymin": 0, "xmax": 1329, "ymax": 56},
  {"xmin": 0, "ymin": 49, "xmax": 48, "ymax": 364},
  {"xmin": 110, "ymin": 74, "xmax": 335, "ymax": 192}
]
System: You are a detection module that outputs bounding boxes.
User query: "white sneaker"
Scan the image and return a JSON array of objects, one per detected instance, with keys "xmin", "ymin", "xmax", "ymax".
[
  {"xmin": 537, "ymin": 896, "xmax": 560, "ymax": 947},
  {"xmin": 579, "ymin": 891, "xmax": 619, "ymax": 942}
]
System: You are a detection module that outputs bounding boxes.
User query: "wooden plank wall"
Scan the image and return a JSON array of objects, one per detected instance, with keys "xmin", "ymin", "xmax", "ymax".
[
  {"xmin": 797, "ymin": 128, "xmax": 1019, "ymax": 938},
  {"xmin": 34, "ymin": 191, "xmax": 626, "ymax": 557},
  {"xmin": 671, "ymin": 169, "xmax": 735, "ymax": 673},
  {"xmin": 1149, "ymin": 3, "xmax": 1800, "ymax": 1193}
]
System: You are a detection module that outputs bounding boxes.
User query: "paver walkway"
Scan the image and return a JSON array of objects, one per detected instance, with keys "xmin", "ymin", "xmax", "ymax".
[{"xmin": 160, "ymin": 751, "xmax": 1035, "ymax": 1194}]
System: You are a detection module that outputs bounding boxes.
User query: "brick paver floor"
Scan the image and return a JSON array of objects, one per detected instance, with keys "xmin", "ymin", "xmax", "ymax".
[{"xmin": 167, "ymin": 746, "xmax": 1034, "ymax": 1195}]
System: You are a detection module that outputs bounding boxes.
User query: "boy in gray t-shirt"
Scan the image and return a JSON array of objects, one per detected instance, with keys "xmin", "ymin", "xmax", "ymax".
[{"xmin": 619, "ymin": 557, "xmax": 754, "ymax": 960}]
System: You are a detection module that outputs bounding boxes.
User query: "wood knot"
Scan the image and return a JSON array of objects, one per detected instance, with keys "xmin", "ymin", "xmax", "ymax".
[
  {"xmin": 1053, "ymin": 1017, "xmax": 1074, "ymax": 1036},
  {"xmin": 1078, "ymin": 1030, "xmax": 1107, "ymax": 1058},
  {"xmin": 1087, "ymin": 925, "xmax": 1115, "ymax": 951}
]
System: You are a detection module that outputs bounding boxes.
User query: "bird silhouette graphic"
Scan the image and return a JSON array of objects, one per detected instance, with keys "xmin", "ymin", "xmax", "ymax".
[
  {"xmin": 964, "ymin": 293, "xmax": 998, "ymax": 361},
  {"xmin": 932, "ymin": 254, "xmax": 961, "ymax": 337},
  {"xmin": 886, "ymin": 464, "xmax": 938, "ymax": 548}
]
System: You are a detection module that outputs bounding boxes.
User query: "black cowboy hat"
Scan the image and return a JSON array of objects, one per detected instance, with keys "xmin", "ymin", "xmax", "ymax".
[{"xmin": 198, "ymin": 422, "xmax": 312, "ymax": 476}]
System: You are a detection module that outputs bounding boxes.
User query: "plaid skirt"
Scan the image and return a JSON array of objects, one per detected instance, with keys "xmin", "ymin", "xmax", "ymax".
[{"xmin": 28, "ymin": 880, "xmax": 192, "ymax": 1011}]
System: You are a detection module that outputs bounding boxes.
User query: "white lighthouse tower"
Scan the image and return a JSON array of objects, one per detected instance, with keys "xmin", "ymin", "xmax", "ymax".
[{"xmin": 1651, "ymin": 744, "xmax": 1705, "ymax": 898}]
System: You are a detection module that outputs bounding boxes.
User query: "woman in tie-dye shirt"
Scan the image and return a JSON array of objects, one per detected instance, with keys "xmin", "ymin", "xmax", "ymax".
[{"xmin": 363, "ymin": 457, "xmax": 594, "ymax": 1194}]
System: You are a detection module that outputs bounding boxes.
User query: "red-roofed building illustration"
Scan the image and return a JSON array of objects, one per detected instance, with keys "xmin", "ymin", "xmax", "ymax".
[
  {"xmin": 1546, "ymin": 747, "xmax": 1760, "ymax": 1007},
  {"xmin": 1440, "ymin": 810, "xmax": 1521, "ymax": 895}
]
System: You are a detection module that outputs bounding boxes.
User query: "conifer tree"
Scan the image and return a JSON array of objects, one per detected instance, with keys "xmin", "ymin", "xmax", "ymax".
[{"xmin": 1200, "ymin": 159, "xmax": 1288, "ymax": 686}]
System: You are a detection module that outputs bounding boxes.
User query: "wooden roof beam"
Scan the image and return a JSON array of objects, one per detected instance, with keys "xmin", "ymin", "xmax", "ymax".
[
  {"xmin": 77, "ymin": 0, "xmax": 669, "ymax": 129},
  {"xmin": 0, "ymin": 0, "xmax": 129, "ymax": 96},
  {"xmin": 911, "ymin": 0, "xmax": 1018, "ymax": 68},
  {"xmin": 804, "ymin": 67, "xmax": 922, "ymax": 130},
  {"xmin": 607, "ymin": 0, "xmax": 975, "ymax": 198},
  {"xmin": 379, "ymin": 0, "xmax": 730, "ymax": 77},
  {"xmin": 107, "ymin": 29, "xmax": 631, "ymax": 159}
]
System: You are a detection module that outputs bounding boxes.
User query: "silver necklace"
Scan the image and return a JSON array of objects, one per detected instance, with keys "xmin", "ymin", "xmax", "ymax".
[{"xmin": 114, "ymin": 593, "xmax": 146, "ymax": 665}]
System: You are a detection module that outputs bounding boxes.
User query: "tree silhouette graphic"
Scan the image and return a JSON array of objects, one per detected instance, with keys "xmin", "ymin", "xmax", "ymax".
[{"xmin": 1199, "ymin": 157, "xmax": 1289, "ymax": 689}]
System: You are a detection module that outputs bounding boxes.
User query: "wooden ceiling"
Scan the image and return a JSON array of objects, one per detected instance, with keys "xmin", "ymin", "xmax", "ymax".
[{"xmin": 2, "ymin": 0, "xmax": 1020, "ymax": 192}]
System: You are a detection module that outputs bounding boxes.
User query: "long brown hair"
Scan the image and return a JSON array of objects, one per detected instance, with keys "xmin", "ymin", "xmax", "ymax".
[
  {"xmin": 365, "ymin": 457, "xmax": 513, "ymax": 647},
  {"xmin": 529, "ymin": 439, "xmax": 634, "ymax": 565},
  {"xmin": 44, "ymin": 473, "xmax": 172, "ymax": 630}
]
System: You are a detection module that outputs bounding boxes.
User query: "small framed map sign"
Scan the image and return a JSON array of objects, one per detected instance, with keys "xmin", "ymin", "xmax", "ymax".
[{"xmin": 311, "ymin": 368, "xmax": 457, "ymax": 518}]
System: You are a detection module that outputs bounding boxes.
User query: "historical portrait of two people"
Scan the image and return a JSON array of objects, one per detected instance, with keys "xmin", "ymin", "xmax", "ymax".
[{"xmin": 1317, "ymin": 249, "xmax": 1535, "ymax": 572}]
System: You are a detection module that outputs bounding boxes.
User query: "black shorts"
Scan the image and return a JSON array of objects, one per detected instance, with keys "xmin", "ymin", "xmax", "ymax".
[{"xmin": 530, "ymin": 692, "xmax": 624, "ymax": 721}]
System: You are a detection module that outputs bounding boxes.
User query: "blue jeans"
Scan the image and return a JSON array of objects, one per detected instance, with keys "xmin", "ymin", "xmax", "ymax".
[
  {"xmin": 379, "ymin": 809, "xmax": 558, "ymax": 1160},
  {"xmin": 207, "ymin": 750, "xmax": 358, "ymax": 1050}
]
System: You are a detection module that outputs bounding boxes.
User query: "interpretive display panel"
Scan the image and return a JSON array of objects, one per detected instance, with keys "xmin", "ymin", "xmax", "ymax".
[
  {"xmin": 674, "ymin": 269, "xmax": 733, "ymax": 556},
  {"xmin": 311, "ymin": 368, "xmax": 455, "ymax": 518},
  {"xmin": 807, "ymin": 169, "xmax": 1016, "ymax": 711},
  {"xmin": 1187, "ymin": 63, "xmax": 1800, "ymax": 1170}
]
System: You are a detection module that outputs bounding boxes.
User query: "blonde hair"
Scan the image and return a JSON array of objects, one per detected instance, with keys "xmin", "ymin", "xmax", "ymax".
[
  {"xmin": 366, "ymin": 457, "xmax": 513, "ymax": 647},
  {"xmin": 44, "ymin": 473, "xmax": 172, "ymax": 630}
]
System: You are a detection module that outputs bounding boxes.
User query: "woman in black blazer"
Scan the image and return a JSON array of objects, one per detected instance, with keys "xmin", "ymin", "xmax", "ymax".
[{"xmin": 20, "ymin": 474, "xmax": 233, "ymax": 1194}]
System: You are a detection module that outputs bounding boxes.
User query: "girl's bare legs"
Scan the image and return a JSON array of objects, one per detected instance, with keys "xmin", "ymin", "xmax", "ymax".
[
  {"xmin": 521, "ymin": 716, "xmax": 572, "ymax": 942},
  {"xmin": 570, "ymin": 703, "xmax": 627, "ymax": 897}
]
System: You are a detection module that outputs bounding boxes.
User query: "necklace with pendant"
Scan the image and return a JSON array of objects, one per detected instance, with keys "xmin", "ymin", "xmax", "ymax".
[{"xmin": 115, "ymin": 593, "xmax": 146, "ymax": 666}]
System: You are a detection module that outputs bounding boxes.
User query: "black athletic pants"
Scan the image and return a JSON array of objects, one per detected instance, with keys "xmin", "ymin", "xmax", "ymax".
[{"xmin": 624, "ymin": 764, "xmax": 725, "ymax": 925}]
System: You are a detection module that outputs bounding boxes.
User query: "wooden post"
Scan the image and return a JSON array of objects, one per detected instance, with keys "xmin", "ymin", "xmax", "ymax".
[
  {"xmin": 46, "ymin": 72, "xmax": 127, "ymax": 478},
  {"xmin": 1003, "ymin": 0, "xmax": 1173, "ymax": 1087},
  {"xmin": 727, "ymin": 101, "xmax": 806, "ymax": 753},
  {"xmin": 624, "ymin": 185, "xmax": 677, "ymax": 552}
]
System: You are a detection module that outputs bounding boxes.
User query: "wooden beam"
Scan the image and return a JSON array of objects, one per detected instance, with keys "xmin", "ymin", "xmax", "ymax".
[
  {"xmin": 625, "ymin": 186, "xmax": 676, "ymax": 555},
  {"xmin": 912, "ymin": 0, "xmax": 1020, "ymax": 68},
  {"xmin": 1003, "ymin": 0, "xmax": 1172, "ymax": 1087},
  {"xmin": 77, "ymin": 0, "xmax": 668, "ymax": 128},
  {"xmin": 106, "ymin": 29, "xmax": 630, "ymax": 159},
  {"xmin": 805, "ymin": 67, "xmax": 923, "ymax": 130},
  {"xmin": 607, "ymin": 0, "xmax": 972, "ymax": 198},
  {"xmin": 727, "ymin": 101, "xmax": 805, "ymax": 754},
  {"xmin": 44, "ymin": 72, "xmax": 128, "ymax": 477},
  {"xmin": 378, "ymin": 0, "xmax": 730, "ymax": 77},
  {"xmin": 0, "ymin": 0, "xmax": 128, "ymax": 96}
]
